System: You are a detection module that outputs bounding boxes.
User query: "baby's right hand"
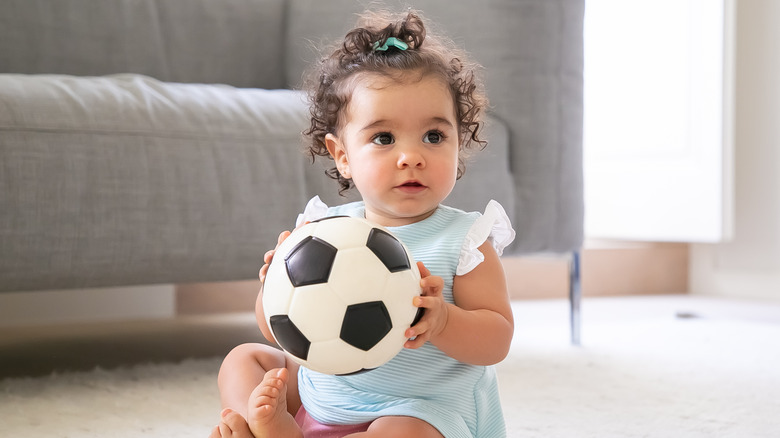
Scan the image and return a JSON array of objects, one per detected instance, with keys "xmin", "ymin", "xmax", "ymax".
[{"xmin": 259, "ymin": 230, "xmax": 292, "ymax": 283}]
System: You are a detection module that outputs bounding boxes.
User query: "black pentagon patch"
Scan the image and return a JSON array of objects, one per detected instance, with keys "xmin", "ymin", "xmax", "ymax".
[
  {"xmin": 366, "ymin": 228, "xmax": 410, "ymax": 273},
  {"xmin": 285, "ymin": 236, "xmax": 337, "ymax": 287},
  {"xmin": 340, "ymin": 301, "xmax": 393, "ymax": 351},
  {"xmin": 269, "ymin": 315, "xmax": 311, "ymax": 360}
]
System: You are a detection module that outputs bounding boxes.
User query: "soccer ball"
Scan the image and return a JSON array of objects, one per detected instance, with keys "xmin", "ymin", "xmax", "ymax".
[{"xmin": 262, "ymin": 216, "xmax": 422, "ymax": 375}]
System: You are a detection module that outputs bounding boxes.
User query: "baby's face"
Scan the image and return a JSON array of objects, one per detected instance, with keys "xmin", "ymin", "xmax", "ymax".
[{"xmin": 326, "ymin": 72, "xmax": 460, "ymax": 227}]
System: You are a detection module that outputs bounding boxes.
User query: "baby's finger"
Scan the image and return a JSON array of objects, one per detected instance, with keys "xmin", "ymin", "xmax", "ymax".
[
  {"xmin": 404, "ymin": 335, "xmax": 427, "ymax": 350},
  {"xmin": 405, "ymin": 315, "xmax": 428, "ymax": 336},
  {"xmin": 420, "ymin": 275, "xmax": 444, "ymax": 296},
  {"xmin": 417, "ymin": 261, "xmax": 430, "ymax": 278},
  {"xmin": 277, "ymin": 230, "xmax": 291, "ymax": 246},
  {"xmin": 413, "ymin": 295, "xmax": 437, "ymax": 309},
  {"xmin": 263, "ymin": 249, "xmax": 276, "ymax": 266}
]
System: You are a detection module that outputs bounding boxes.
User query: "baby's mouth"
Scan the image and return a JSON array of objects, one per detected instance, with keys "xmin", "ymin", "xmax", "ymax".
[{"xmin": 397, "ymin": 181, "xmax": 426, "ymax": 192}]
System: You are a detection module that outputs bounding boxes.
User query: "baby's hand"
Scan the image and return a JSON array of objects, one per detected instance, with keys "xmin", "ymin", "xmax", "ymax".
[
  {"xmin": 258, "ymin": 230, "xmax": 292, "ymax": 283},
  {"xmin": 404, "ymin": 261, "xmax": 448, "ymax": 349}
]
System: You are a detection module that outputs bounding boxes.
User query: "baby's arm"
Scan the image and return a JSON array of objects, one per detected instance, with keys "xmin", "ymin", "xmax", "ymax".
[{"xmin": 406, "ymin": 241, "xmax": 514, "ymax": 365}]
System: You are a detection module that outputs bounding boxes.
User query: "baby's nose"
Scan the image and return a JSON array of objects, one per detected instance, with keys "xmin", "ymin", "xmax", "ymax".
[{"xmin": 397, "ymin": 147, "xmax": 425, "ymax": 168}]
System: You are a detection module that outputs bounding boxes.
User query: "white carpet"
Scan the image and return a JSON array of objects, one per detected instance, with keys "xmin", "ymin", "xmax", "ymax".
[{"xmin": 2, "ymin": 296, "xmax": 779, "ymax": 437}]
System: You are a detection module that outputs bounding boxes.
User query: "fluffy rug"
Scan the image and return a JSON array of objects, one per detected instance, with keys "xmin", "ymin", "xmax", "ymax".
[{"xmin": 2, "ymin": 296, "xmax": 779, "ymax": 437}]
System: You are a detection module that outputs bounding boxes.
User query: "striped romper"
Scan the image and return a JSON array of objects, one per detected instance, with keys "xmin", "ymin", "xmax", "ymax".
[{"xmin": 294, "ymin": 197, "xmax": 515, "ymax": 438}]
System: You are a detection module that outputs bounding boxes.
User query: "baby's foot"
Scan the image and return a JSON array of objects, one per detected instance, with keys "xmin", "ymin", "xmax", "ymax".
[
  {"xmin": 247, "ymin": 368, "xmax": 302, "ymax": 438},
  {"xmin": 209, "ymin": 408, "xmax": 254, "ymax": 438}
]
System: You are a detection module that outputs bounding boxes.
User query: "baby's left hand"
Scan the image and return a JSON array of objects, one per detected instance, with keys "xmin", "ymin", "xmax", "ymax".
[{"xmin": 404, "ymin": 261, "xmax": 448, "ymax": 349}]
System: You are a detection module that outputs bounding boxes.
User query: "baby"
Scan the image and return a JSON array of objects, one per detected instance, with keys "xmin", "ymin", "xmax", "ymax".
[{"xmin": 211, "ymin": 9, "xmax": 515, "ymax": 438}]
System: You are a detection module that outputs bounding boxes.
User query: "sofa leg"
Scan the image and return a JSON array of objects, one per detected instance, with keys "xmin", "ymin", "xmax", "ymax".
[{"xmin": 569, "ymin": 250, "xmax": 582, "ymax": 346}]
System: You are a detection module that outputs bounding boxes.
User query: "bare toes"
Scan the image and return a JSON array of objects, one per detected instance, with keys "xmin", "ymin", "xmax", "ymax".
[
  {"xmin": 215, "ymin": 408, "xmax": 254, "ymax": 438},
  {"xmin": 246, "ymin": 369, "xmax": 301, "ymax": 438}
]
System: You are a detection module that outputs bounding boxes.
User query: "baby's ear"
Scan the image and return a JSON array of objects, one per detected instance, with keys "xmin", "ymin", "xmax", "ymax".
[{"xmin": 325, "ymin": 133, "xmax": 351, "ymax": 178}]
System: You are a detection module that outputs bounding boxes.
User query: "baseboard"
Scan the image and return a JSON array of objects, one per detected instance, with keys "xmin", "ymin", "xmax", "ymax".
[
  {"xmin": 504, "ymin": 241, "xmax": 689, "ymax": 300},
  {"xmin": 176, "ymin": 280, "xmax": 259, "ymax": 315},
  {"xmin": 176, "ymin": 242, "xmax": 689, "ymax": 314},
  {"xmin": 0, "ymin": 285, "xmax": 176, "ymax": 327}
]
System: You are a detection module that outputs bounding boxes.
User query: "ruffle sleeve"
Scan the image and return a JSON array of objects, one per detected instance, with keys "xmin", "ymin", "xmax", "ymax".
[
  {"xmin": 456, "ymin": 200, "xmax": 516, "ymax": 276},
  {"xmin": 296, "ymin": 195, "xmax": 329, "ymax": 227}
]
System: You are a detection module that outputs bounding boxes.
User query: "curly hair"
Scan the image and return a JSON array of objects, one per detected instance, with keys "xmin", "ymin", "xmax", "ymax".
[{"xmin": 303, "ymin": 9, "xmax": 488, "ymax": 195}]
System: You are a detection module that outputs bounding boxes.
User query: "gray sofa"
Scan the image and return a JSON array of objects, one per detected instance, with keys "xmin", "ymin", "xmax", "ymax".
[{"xmin": 0, "ymin": 0, "xmax": 584, "ymax": 317}]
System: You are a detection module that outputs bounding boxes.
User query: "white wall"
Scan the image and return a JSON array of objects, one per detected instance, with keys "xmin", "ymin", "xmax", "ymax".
[{"xmin": 690, "ymin": 0, "xmax": 780, "ymax": 301}]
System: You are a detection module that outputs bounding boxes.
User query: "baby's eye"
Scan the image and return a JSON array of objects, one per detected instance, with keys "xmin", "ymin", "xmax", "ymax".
[
  {"xmin": 422, "ymin": 130, "xmax": 444, "ymax": 144},
  {"xmin": 371, "ymin": 133, "xmax": 395, "ymax": 145}
]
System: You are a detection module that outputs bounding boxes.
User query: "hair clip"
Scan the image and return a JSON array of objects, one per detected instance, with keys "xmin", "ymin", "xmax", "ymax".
[{"xmin": 373, "ymin": 37, "xmax": 409, "ymax": 52}]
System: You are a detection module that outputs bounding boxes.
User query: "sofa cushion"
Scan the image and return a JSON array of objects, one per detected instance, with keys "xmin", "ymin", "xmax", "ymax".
[
  {"xmin": 0, "ymin": 0, "xmax": 287, "ymax": 88},
  {"xmin": 0, "ymin": 74, "xmax": 311, "ymax": 291}
]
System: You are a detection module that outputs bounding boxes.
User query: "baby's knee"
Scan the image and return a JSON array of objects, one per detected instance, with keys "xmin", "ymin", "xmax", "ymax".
[{"xmin": 220, "ymin": 343, "xmax": 286, "ymax": 373}]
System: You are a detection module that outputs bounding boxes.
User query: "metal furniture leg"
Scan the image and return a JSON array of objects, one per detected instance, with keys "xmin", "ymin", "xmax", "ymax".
[{"xmin": 569, "ymin": 250, "xmax": 582, "ymax": 345}]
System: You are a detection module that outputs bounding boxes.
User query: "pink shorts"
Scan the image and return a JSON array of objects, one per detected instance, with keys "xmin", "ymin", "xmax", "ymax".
[{"xmin": 294, "ymin": 406, "xmax": 371, "ymax": 437}]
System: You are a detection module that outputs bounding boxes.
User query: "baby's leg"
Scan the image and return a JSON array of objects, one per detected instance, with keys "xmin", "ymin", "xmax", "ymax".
[
  {"xmin": 346, "ymin": 416, "xmax": 443, "ymax": 438},
  {"xmin": 214, "ymin": 343, "xmax": 301, "ymax": 437},
  {"xmin": 217, "ymin": 343, "xmax": 301, "ymax": 419},
  {"xmin": 246, "ymin": 368, "xmax": 303, "ymax": 438}
]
